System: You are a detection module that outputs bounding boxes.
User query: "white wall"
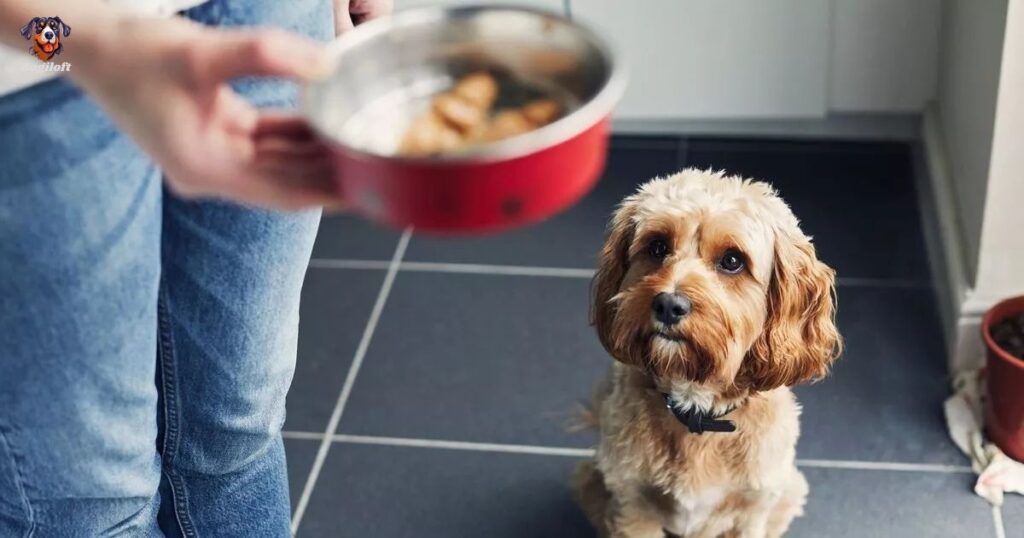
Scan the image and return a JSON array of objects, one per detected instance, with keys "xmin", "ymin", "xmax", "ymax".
[
  {"xmin": 935, "ymin": 0, "xmax": 1008, "ymax": 282},
  {"xmin": 572, "ymin": 1, "xmax": 829, "ymax": 120},
  {"xmin": 924, "ymin": 0, "xmax": 1015, "ymax": 370},
  {"xmin": 973, "ymin": 0, "xmax": 1024, "ymax": 307},
  {"xmin": 828, "ymin": 0, "xmax": 942, "ymax": 113},
  {"xmin": 394, "ymin": 1, "xmax": 942, "ymax": 124}
]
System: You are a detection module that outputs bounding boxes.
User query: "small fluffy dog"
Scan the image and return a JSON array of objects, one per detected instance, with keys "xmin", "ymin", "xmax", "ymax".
[{"xmin": 573, "ymin": 169, "xmax": 841, "ymax": 538}]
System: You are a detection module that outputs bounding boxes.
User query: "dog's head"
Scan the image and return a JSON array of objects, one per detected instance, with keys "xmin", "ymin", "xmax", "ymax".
[
  {"xmin": 21, "ymin": 17, "xmax": 70, "ymax": 59},
  {"xmin": 591, "ymin": 169, "xmax": 841, "ymax": 397}
]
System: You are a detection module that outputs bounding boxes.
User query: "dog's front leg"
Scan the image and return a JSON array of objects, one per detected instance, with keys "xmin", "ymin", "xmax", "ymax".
[
  {"xmin": 728, "ymin": 487, "xmax": 794, "ymax": 538},
  {"xmin": 606, "ymin": 494, "xmax": 666, "ymax": 538},
  {"xmin": 762, "ymin": 469, "xmax": 809, "ymax": 538}
]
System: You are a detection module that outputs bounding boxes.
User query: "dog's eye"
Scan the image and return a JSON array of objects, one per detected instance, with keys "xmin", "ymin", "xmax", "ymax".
[
  {"xmin": 647, "ymin": 237, "xmax": 670, "ymax": 261},
  {"xmin": 717, "ymin": 249, "xmax": 745, "ymax": 274}
]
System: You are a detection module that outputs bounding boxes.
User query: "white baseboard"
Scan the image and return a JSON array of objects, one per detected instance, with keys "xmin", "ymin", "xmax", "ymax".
[
  {"xmin": 920, "ymin": 105, "xmax": 982, "ymax": 372},
  {"xmin": 612, "ymin": 113, "xmax": 921, "ymax": 141},
  {"xmin": 953, "ymin": 316, "xmax": 985, "ymax": 371}
]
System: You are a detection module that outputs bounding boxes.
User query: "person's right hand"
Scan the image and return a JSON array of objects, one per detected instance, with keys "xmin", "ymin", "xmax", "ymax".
[{"xmin": 70, "ymin": 15, "xmax": 339, "ymax": 210}]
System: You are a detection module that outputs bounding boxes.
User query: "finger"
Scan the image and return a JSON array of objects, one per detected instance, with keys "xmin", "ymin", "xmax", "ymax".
[
  {"xmin": 350, "ymin": 0, "xmax": 393, "ymax": 24},
  {"xmin": 219, "ymin": 87, "xmax": 260, "ymax": 135},
  {"xmin": 201, "ymin": 28, "xmax": 329, "ymax": 82},
  {"xmin": 254, "ymin": 138, "xmax": 333, "ymax": 162},
  {"xmin": 252, "ymin": 152, "xmax": 338, "ymax": 194},
  {"xmin": 223, "ymin": 130, "xmax": 256, "ymax": 167},
  {"xmin": 168, "ymin": 162, "xmax": 338, "ymax": 211},
  {"xmin": 321, "ymin": 200, "xmax": 350, "ymax": 214},
  {"xmin": 254, "ymin": 113, "xmax": 320, "ymax": 141},
  {"xmin": 231, "ymin": 184, "xmax": 338, "ymax": 211},
  {"xmin": 245, "ymin": 162, "xmax": 341, "ymax": 210},
  {"xmin": 334, "ymin": 0, "xmax": 355, "ymax": 34}
]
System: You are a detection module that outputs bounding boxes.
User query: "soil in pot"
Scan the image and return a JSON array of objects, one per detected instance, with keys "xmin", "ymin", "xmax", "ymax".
[{"xmin": 991, "ymin": 313, "xmax": 1024, "ymax": 361}]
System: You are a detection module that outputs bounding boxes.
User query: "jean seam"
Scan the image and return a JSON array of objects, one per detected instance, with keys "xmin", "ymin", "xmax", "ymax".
[
  {"xmin": 157, "ymin": 281, "xmax": 198, "ymax": 538},
  {"xmin": 0, "ymin": 423, "xmax": 35, "ymax": 537}
]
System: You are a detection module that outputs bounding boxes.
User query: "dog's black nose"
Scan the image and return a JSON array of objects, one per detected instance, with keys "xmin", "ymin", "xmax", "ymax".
[
  {"xmin": 652, "ymin": 292, "xmax": 691, "ymax": 325},
  {"xmin": 44, "ymin": 30, "xmax": 53, "ymax": 39}
]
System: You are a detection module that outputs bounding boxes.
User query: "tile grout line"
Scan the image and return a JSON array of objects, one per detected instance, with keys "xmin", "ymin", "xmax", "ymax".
[
  {"xmin": 309, "ymin": 258, "xmax": 931, "ymax": 289},
  {"xmin": 283, "ymin": 431, "xmax": 324, "ymax": 441},
  {"xmin": 334, "ymin": 434, "xmax": 595, "ymax": 458},
  {"xmin": 401, "ymin": 261, "xmax": 595, "ymax": 279},
  {"xmin": 308, "ymin": 259, "xmax": 391, "ymax": 270},
  {"xmin": 793, "ymin": 458, "xmax": 971, "ymax": 474},
  {"xmin": 290, "ymin": 228, "xmax": 412, "ymax": 535},
  {"xmin": 676, "ymin": 137, "xmax": 689, "ymax": 170},
  {"xmin": 993, "ymin": 505, "xmax": 1006, "ymax": 538},
  {"xmin": 281, "ymin": 431, "xmax": 974, "ymax": 474}
]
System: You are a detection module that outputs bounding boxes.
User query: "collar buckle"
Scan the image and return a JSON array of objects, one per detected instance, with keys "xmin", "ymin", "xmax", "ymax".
[{"xmin": 663, "ymin": 394, "xmax": 737, "ymax": 434}]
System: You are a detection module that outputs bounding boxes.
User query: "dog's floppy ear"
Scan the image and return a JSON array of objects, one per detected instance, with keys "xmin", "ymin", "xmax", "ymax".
[
  {"xmin": 591, "ymin": 200, "xmax": 637, "ymax": 353},
  {"xmin": 53, "ymin": 17, "xmax": 70, "ymax": 37},
  {"xmin": 20, "ymin": 18, "xmax": 39, "ymax": 40},
  {"xmin": 739, "ymin": 227, "xmax": 841, "ymax": 391}
]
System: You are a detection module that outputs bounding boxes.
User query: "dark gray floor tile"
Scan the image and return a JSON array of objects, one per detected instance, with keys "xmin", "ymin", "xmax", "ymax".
[
  {"xmin": 606, "ymin": 135, "xmax": 682, "ymax": 150},
  {"xmin": 285, "ymin": 438, "xmax": 320, "ymax": 512},
  {"xmin": 342, "ymin": 272, "xmax": 960, "ymax": 465},
  {"xmin": 790, "ymin": 467, "xmax": 991, "ymax": 537},
  {"xmin": 339, "ymin": 272, "xmax": 606, "ymax": 447},
  {"xmin": 684, "ymin": 139, "xmax": 929, "ymax": 281},
  {"xmin": 286, "ymin": 268, "xmax": 386, "ymax": 432},
  {"xmin": 296, "ymin": 445, "xmax": 986, "ymax": 538},
  {"xmin": 1003, "ymin": 495, "xmax": 1023, "ymax": 538},
  {"xmin": 312, "ymin": 214, "xmax": 403, "ymax": 260},
  {"xmin": 403, "ymin": 138, "xmax": 683, "ymax": 267},
  {"xmin": 795, "ymin": 286, "xmax": 962, "ymax": 464},
  {"xmin": 297, "ymin": 443, "xmax": 592, "ymax": 538}
]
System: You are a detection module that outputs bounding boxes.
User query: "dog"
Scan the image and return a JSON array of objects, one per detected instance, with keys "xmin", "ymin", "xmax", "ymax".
[
  {"xmin": 572, "ymin": 169, "xmax": 841, "ymax": 537},
  {"xmin": 20, "ymin": 17, "xmax": 71, "ymax": 62}
]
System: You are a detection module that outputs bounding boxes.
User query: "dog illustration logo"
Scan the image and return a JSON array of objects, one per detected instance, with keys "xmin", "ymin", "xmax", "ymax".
[{"xmin": 20, "ymin": 17, "xmax": 71, "ymax": 62}]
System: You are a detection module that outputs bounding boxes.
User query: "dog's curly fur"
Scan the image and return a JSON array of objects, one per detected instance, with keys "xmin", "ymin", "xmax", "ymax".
[{"xmin": 573, "ymin": 169, "xmax": 841, "ymax": 538}]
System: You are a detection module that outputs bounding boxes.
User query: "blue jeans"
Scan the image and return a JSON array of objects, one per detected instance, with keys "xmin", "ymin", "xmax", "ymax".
[{"xmin": 0, "ymin": 0, "xmax": 332, "ymax": 535}]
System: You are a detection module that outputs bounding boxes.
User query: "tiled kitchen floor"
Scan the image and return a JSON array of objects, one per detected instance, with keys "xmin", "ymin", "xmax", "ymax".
[{"xmin": 284, "ymin": 137, "xmax": 1007, "ymax": 537}]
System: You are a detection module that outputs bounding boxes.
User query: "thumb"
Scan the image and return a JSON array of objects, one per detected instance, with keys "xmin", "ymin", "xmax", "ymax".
[{"xmin": 201, "ymin": 28, "xmax": 330, "ymax": 82}]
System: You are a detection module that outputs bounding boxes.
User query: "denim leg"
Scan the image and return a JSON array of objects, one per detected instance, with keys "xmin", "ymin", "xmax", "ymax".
[
  {"xmin": 0, "ymin": 80, "xmax": 164, "ymax": 537},
  {"xmin": 158, "ymin": 2, "xmax": 331, "ymax": 535},
  {"xmin": 157, "ymin": 199, "xmax": 319, "ymax": 536}
]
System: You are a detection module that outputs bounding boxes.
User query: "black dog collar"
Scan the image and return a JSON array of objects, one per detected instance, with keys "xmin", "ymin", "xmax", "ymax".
[{"xmin": 662, "ymin": 393, "xmax": 737, "ymax": 434}]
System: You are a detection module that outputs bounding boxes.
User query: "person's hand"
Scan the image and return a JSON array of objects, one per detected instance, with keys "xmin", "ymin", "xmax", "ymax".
[
  {"xmin": 335, "ymin": 0, "xmax": 393, "ymax": 35},
  {"xmin": 69, "ymin": 15, "xmax": 338, "ymax": 210}
]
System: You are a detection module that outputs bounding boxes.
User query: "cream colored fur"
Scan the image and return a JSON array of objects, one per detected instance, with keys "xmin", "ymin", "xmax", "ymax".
[{"xmin": 574, "ymin": 169, "xmax": 840, "ymax": 538}]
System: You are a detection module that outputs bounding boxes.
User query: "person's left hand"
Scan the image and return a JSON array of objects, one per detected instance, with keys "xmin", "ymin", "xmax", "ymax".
[
  {"xmin": 334, "ymin": 0, "xmax": 393, "ymax": 34},
  {"xmin": 70, "ymin": 16, "xmax": 340, "ymax": 210}
]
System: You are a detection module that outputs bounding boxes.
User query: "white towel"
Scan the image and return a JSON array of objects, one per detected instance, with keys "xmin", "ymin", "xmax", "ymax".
[{"xmin": 943, "ymin": 367, "xmax": 1024, "ymax": 505}]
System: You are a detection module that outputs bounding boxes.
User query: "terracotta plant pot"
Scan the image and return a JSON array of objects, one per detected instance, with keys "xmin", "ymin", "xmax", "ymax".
[{"xmin": 981, "ymin": 295, "xmax": 1024, "ymax": 462}]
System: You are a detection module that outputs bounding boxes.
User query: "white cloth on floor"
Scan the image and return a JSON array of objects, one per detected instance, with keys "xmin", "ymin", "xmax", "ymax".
[{"xmin": 943, "ymin": 368, "xmax": 1024, "ymax": 506}]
